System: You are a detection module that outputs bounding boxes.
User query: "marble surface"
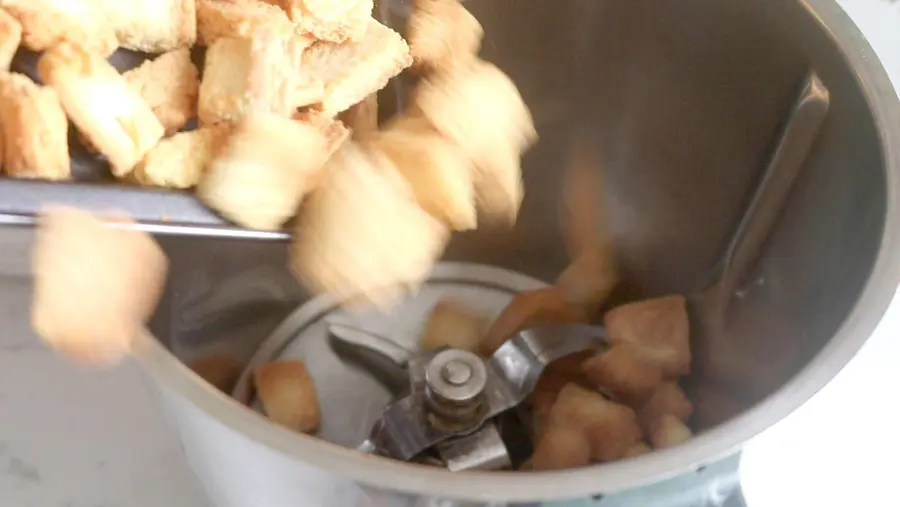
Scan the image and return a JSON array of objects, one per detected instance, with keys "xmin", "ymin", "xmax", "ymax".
[{"xmin": 1, "ymin": 1, "xmax": 899, "ymax": 507}]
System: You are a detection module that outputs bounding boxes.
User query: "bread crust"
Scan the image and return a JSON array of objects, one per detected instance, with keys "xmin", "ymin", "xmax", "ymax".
[
  {"xmin": 134, "ymin": 124, "xmax": 229, "ymax": 188},
  {"xmin": 123, "ymin": 48, "xmax": 200, "ymax": 134},
  {"xmin": 197, "ymin": 0, "xmax": 293, "ymax": 46},
  {"xmin": 0, "ymin": 9, "xmax": 22, "ymax": 71},
  {"xmin": 100, "ymin": 0, "xmax": 197, "ymax": 53},
  {"xmin": 265, "ymin": 0, "xmax": 373, "ymax": 43}
]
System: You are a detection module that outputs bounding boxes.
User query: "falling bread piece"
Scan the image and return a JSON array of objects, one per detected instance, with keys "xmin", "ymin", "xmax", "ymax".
[
  {"xmin": 480, "ymin": 287, "xmax": 589, "ymax": 356},
  {"xmin": 603, "ymin": 295, "xmax": 691, "ymax": 378},
  {"xmin": 0, "ymin": 9, "xmax": 22, "ymax": 72},
  {"xmin": 196, "ymin": 0, "xmax": 295, "ymax": 46},
  {"xmin": 98, "ymin": 0, "xmax": 196, "ymax": 53},
  {"xmin": 581, "ymin": 344, "xmax": 664, "ymax": 407},
  {"xmin": 188, "ymin": 354, "xmax": 241, "ymax": 393},
  {"xmin": 547, "ymin": 383, "xmax": 642, "ymax": 462},
  {"xmin": 290, "ymin": 141, "xmax": 449, "ymax": 309},
  {"xmin": 420, "ymin": 300, "xmax": 487, "ymax": 353},
  {"xmin": 2, "ymin": 0, "xmax": 118, "ymax": 56},
  {"xmin": 198, "ymin": 113, "xmax": 331, "ymax": 230},
  {"xmin": 0, "ymin": 72, "xmax": 70, "ymax": 181},
  {"xmin": 556, "ymin": 245, "xmax": 618, "ymax": 315},
  {"xmin": 38, "ymin": 42, "xmax": 165, "ymax": 177},
  {"xmin": 529, "ymin": 424, "xmax": 591, "ymax": 471},
  {"xmin": 123, "ymin": 48, "xmax": 200, "ymax": 135},
  {"xmin": 369, "ymin": 116, "xmax": 476, "ymax": 231},
  {"xmin": 649, "ymin": 414, "xmax": 693, "ymax": 449},
  {"xmin": 31, "ymin": 207, "xmax": 168, "ymax": 367},
  {"xmin": 254, "ymin": 360, "xmax": 321, "ymax": 433},
  {"xmin": 134, "ymin": 124, "xmax": 229, "ymax": 189},
  {"xmin": 407, "ymin": 0, "xmax": 483, "ymax": 72}
]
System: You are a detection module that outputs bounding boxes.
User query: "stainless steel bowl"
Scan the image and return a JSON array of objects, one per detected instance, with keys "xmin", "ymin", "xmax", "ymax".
[{"xmin": 128, "ymin": 0, "xmax": 900, "ymax": 505}]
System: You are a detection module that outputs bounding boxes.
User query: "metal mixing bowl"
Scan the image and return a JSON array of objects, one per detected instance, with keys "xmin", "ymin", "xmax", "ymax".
[{"xmin": 128, "ymin": 0, "xmax": 900, "ymax": 505}]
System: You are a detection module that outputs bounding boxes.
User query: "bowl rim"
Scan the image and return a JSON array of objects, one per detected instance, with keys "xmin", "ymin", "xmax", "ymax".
[{"xmin": 132, "ymin": 0, "xmax": 900, "ymax": 501}]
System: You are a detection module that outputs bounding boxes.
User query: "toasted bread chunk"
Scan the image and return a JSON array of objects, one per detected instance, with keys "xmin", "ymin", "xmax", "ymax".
[
  {"xmin": 639, "ymin": 382, "xmax": 694, "ymax": 433},
  {"xmin": 124, "ymin": 48, "xmax": 200, "ymax": 134},
  {"xmin": 480, "ymin": 287, "xmax": 589, "ymax": 356},
  {"xmin": 3, "ymin": 0, "xmax": 117, "ymax": 56},
  {"xmin": 528, "ymin": 353, "xmax": 596, "ymax": 440},
  {"xmin": 290, "ymin": 141, "xmax": 449, "ymax": 309},
  {"xmin": 407, "ymin": 0, "xmax": 483, "ymax": 73},
  {"xmin": 188, "ymin": 354, "xmax": 241, "ymax": 393},
  {"xmin": 603, "ymin": 295, "xmax": 691, "ymax": 378},
  {"xmin": 38, "ymin": 43, "xmax": 165, "ymax": 177},
  {"xmin": 581, "ymin": 344, "xmax": 664, "ymax": 407},
  {"xmin": 199, "ymin": 32, "xmax": 310, "ymax": 126},
  {"xmin": 529, "ymin": 424, "xmax": 591, "ymax": 471},
  {"xmin": 0, "ymin": 72, "xmax": 70, "ymax": 180},
  {"xmin": 134, "ymin": 125, "xmax": 228, "ymax": 188},
  {"xmin": 369, "ymin": 117, "xmax": 476, "ymax": 231},
  {"xmin": 98, "ymin": 0, "xmax": 196, "ymax": 52},
  {"xmin": 649, "ymin": 414, "xmax": 693, "ymax": 449},
  {"xmin": 0, "ymin": 9, "xmax": 22, "ymax": 71},
  {"xmin": 199, "ymin": 113, "xmax": 330, "ymax": 230},
  {"xmin": 269, "ymin": 0, "xmax": 373, "ymax": 43},
  {"xmin": 548, "ymin": 383, "xmax": 642, "ymax": 462},
  {"xmin": 301, "ymin": 19, "xmax": 411, "ymax": 116},
  {"xmin": 624, "ymin": 442, "xmax": 652, "ymax": 458},
  {"xmin": 340, "ymin": 93, "xmax": 378, "ymax": 140},
  {"xmin": 254, "ymin": 360, "xmax": 321, "ymax": 433},
  {"xmin": 420, "ymin": 299, "xmax": 487, "ymax": 353},
  {"xmin": 556, "ymin": 245, "xmax": 618, "ymax": 315},
  {"xmin": 413, "ymin": 60, "xmax": 536, "ymax": 226},
  {"xmin": 197, "ymin": 0, "xmax": 294, "ymax": 46},
  {"xmin": 31, "ymin": 207, "xmax": 168, "ymax": 367}
]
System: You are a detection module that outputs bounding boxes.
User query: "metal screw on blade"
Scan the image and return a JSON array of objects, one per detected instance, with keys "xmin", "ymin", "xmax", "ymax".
[{"xmin": 424, "ymin": 349, "xmax": 488, "ymax": 424}]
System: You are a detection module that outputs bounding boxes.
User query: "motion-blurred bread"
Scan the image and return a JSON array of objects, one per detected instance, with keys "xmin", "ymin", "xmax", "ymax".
[
  {"xmin": 639, "ymin": 382, "xmax": 693, "ymax": 432},
  {"xmin": 254, "ymin": 360, "xmax": 321, "ymax": 433},
  {"xmin": 420, "ymin": 299, "xmax": 486, "ymax": 353},
  {"xmin": 339, "ymin": 93, "xmax": 378, "ymax": 140},
  {"xmin": 2, "ymin": 0, "xmax": 117, "ymax": 56},
  {"xmin": 0, "ymin": 9, "xmax": 22, "ymax": 71},
  {"xmin": 198, "ymin": 113, "xmax": 331, "ymax": 230},
  {"xmin": 407, "ymin": 0, "xmax": 483, "ymax": 72},
  {"xmin": 603, "ymin": 295, "xmax": 691, "ymax": 378},
  {"xmin": 134, "ymin": 124, "xmax": 229, "ymax": 189},
  {"xmin": 98, "ymin": 0, "xmax": 196, "ymax": 53},
  {"xmin": 0, "ymin": 72, "xmax": 70, "ymax": 180},
  {"xmin": 31, "ymin": 207, "xmax": 168, "ymax": 367},
  {"xmin": 38, "ymin": 43, "xmax": 164, "ymax": 177},
  {"xmin": 556, "ymin": 245, "xmax": 618, "ymax": 315},
  {"xmin": 123, "ymin": 48, "xmax": 200, "ymax": 134}
]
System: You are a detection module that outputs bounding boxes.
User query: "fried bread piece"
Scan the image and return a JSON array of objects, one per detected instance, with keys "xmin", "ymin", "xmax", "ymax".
[
  {"xmin": 0, "ymin": 9, "xmax": 22, "ymax": 71},
  {"xmin": 547, "ymin": 383, "xmax": 642, "ymax": 462},
  {"xmin": 581, "ymin": 344, "xmax": 664, "ymax": 407},
  {"xmin": 124, "ymin": 48, "xmax": 200, "ymax": 134},
  {"xmin": 528, "ymin": 424, "xmax": 591, "ymax": 471},
  {"xmin": 199, "ymin": 32, "xmax": 311, "ymax": 125},
  {"xmin": 639, "ymin": 382, "xmax": 694, "ymax": 432},
  {"xmin": 290, "ymin": 141, "xmax": 449, "ymax": 309},
  {"xmin": 420, "ymin": 299, "xmax": 487, "ymax": 353},
  {"xmin": 188, "ymin": 354, "xmax": 241, "ymax": 393},
  {"xmin": 38, "ymin": 43, "xmax": 165, "ymax": 177},
  {"xmin": 254, "ymin": 360, "xmax": 321, "ymax": 433},
  {"xmin": 300, "ymin": 19, "xmax": 411, "ymax": 116},
  {"xmin": 2, "ymin": 0, "xmax": 117, "ymax": 56},
  {"xmin": 267, "ymin": 0, "xmax": 373, "ymax": 43},
  {"xmin": 603, "ymin": 295, "xmax": 691, "ymax": 378},
  {"xmin": 98, "ymin": 0, "xmax": 196, "ymax": 52},
  {"xmin": 649, "ymin": 414, "xmax": 693, "ymax": 449},
  {"xmin": 480, "ymin": 287, "xmax": 589, "ymax": 356},
  {"xmin": 198, "ymin": 113, "xmax": 330, "ymax": 230},
  {"xmin": 368, "ymin": 116, "xmax": 476, "ymax": 230},
  {"xmin": 197, "ymin": 0, "xmax": 294, "ymax": 46},
  {"xmin": 339, "ymin": 93, "xmax": 378, "ymax": 140},
  {"xmin": 134, "ymin": 124, "xmax": 229, "ymax": 188},
  {"xmin": 0, "ymin": 72, "xmax": 70, "ymax": 180},
  {"xmin": 624, "ymin": 442, "xmax": 652, "ymax": 458},
  {"xmin": 407, "ymin": 0, "xmax": 483, "ymax": 73},
  {"xmin": 413, "ymin": 60, "xmax": 537, "ymax": 226},
  {"xmin": 556, "ymin": 245, "xmax": 618, "ymax": 315},
  {"xmin": 31, "ymin": 207, "xmax": 168, "ymax": 367}
]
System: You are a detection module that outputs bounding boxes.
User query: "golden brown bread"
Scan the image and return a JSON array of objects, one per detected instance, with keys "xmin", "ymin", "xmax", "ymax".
[
  {"xmin": 603, "ymin": 295, "xmax": 692, "ymax": 378},
  {"xmin": 197, "ymin": 0, "xmax": 294, "ymax": 46},
  {"xmin": 581, "ymin": 344, "xmax": 664, "ymax": 407},
  {"xmin": 528, "ymin": 424, "xmax": 591, "ymax": 471},
  {"xmin": 98, "ymin": 0, "xmax": 196, "ymax": 53},
  {"xmin": 38, "ymin": 42, "xmax": 165, "ymax": 177},
  {"xmin": 290, "ymin": 141, "xmax": 449, "ymax": 309},
  {"xmin": 187, "ymin": 354, "xmax": 241, "ymax": 393},
  {"xmin": 123, "ymin": 48, "xmax": 200, "ymax": 134},
  {"xmin": 266, "ymin": 0, "xmax": 373, "ymax": 43},
  {"xmin": 419, "ymin": 299, "xmax": 487, "ymax": 353},
  {"xmin": 407, "ymin": 0, "xmax": 483, "ymax": 73},
  {"xmin": 134, "ymin": 124, "xmax": 229, "ymax": 188},
  {"xmin": 649, "ymin": 414, "xmax": 693, "ymax": 449},
  {"xmin": 31, "ymin": 207, "xmax": 168, "ymax": 367},
  {"xmin": 300, "ymin": 19, "xmax": 411, "ymax": 116},
  {"xmin": 3, "ymin": 0, "xmax": 118, "ymax": 56},
  {"xmin": 0, "ymin": 9, "xmax": 22, "ymax": 72},
  {"xmin": 254, "ymin": 360, "xmax": 321, "ymax": 433},
  {"xmin": 0, "ymin": 72, "xmax": 70, "ymax": 180},
  {"xmin": 368, "ymin": 116, "xmax": 476, "ymax": 231},
  {"xmin": 198, "ymin": 113, "xmax": 331, "ymax": 230},
  {"xmin": 198, "ymin": 32, "xmax": 312, "ymax": 126}
]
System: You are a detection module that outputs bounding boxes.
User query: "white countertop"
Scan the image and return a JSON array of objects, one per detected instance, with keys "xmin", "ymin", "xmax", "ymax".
[{"xmin": 1, "ymin": 2, "xmax": 899, "ymax": 507}]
